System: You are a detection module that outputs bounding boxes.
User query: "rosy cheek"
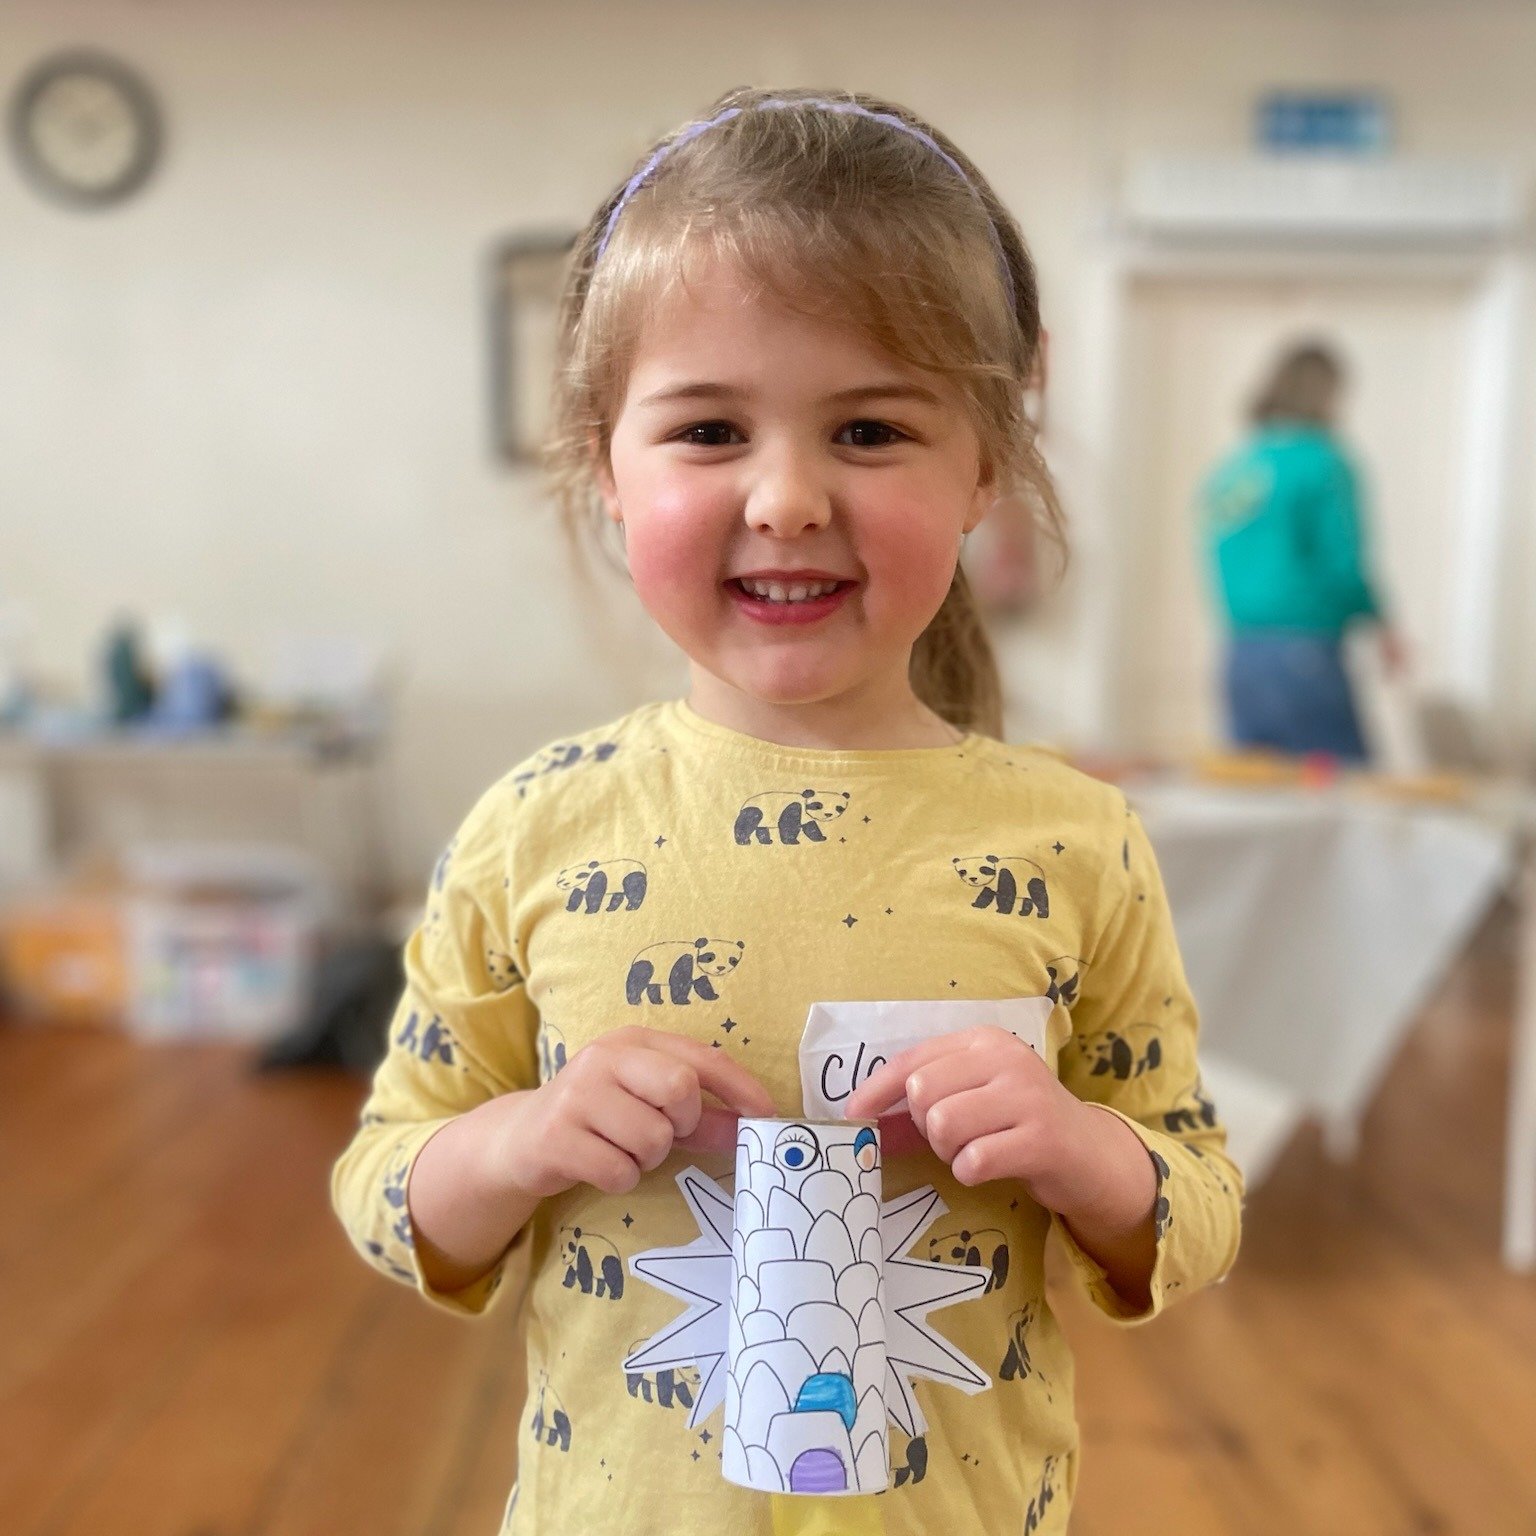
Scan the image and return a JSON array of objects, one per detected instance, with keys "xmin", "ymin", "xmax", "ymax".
[
  {"xmin": 623, "ymin": 480, "xmax": 727, "ymax": 599},
  {"xmin": 861, "ymin": 517, "xmax": 961, "ymax": 619}
]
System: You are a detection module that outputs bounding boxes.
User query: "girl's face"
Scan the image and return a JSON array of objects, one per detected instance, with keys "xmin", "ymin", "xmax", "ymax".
[{"xmin": 598, "ymin": 260, "xmax": 994, "ymax": 742}]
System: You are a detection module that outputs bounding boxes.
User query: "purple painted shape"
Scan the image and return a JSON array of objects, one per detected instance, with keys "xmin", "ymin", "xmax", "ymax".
[{"xmin": 789, "ymin": 1448, "xmax": 847, "ymax": 1494}]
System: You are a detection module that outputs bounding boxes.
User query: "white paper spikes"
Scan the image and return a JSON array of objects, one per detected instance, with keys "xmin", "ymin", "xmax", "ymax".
[{"xmin": 622, "ymin": 1118, "xmax": 992, "ymax": 1496}]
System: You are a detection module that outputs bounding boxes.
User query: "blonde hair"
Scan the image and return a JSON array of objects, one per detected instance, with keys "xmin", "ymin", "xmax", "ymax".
[
  {"xmin": 545, "ymin": 86, "xmax": 1064, "ymax": 738},
  {"xmin": 1250, "ymin": 341, "xmax": 1344, "ymax": 428}
]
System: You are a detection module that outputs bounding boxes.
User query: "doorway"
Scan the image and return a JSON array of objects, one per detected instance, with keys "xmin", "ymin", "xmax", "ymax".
[{"xmin": 1111, "ymin": 270, "xmax": 1478, "ymax": 756}]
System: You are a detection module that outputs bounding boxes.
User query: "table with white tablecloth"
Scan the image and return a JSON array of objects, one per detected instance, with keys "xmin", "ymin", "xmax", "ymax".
[{"xmin": 1125, "ymin": 778, "xmax": 1536, "ymax": 1269}]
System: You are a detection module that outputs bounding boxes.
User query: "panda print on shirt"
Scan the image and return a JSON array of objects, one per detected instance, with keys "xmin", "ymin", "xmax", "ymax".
[
  {"xmin": 1074, "ymin": 1024, "xmax": 1164, "ymax": 1082},
  {"xmin": 557, "ymin": 859, "xmax": 649, "ymax": 914},
  {"xmin": 395, "ymin": 1009, "xmax": 457, "ymax": 1068},
  {"xmin": 1043, "ymin": 956, "xmax": 1085, "ymax": 1008},
  {"xmin": 891, "ymin": 1432, "xmax": 928, "ymax": 1487},
  {"xmin": 952, "ymin": 854, "xmax": 1050, "ymax": 918},
  {"xmin": 926, "ymin": 1225, "xmax": 1010, "ymax": 1296},
  {"xmin": 559, "ymin": 1224, "xmax": 625, "ymax": 1301},
  {"xmin": 732, "ymin": 788, "xmax": 850, "ymax": 845},
  {"xmin": 999, "ymin": 1302, "xmax": 1053, "ymax": 1397},
  {"xmin": 626, "ymin": 1342, "xmax": 702, "ymax": 1414},
  {"xmin": 529, "ymin": 1374, "xmax": 573, "ymax": 1455},
  {"xmin": 432, "ymin": 838, "xmax": 456, "ymax": 893},
  {"xmin": 536, "ymin": 1021, "xmax": 569, "ymax": 1082},
  {"xmin": 625, "ymin": 938, "xmax": 745, "ymax": 1006},
  {"xmin": 1163, "ymin": 1077, "xmax": 1219, "ymax": 1135},
  {"xmin": 1024, "ymin": 1455, "xmax": 1060, "ymax": 1533},
  {"xmin": 512, "ymin": 740, "xmax": 619, "ymax": 798},
  {"xmin": 486, "ymin": 950, "xmax": 522, "ymax": 991}
]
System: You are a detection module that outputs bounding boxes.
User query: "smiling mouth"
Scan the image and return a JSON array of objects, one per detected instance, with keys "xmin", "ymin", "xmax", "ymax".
[{"xmin": 729, "ymin": 577, "xmax": 853, "ymax": 605}]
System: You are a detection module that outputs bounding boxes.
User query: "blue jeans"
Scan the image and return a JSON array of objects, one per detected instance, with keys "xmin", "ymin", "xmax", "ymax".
[{"xmin": 1224, "ymin": 631, "xmax": 1369, "ymax": 762}]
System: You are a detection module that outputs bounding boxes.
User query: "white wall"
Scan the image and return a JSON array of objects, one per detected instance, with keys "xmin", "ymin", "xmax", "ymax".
[{"xmin": 5, "ymin": 0, "xmax": 1536, "ymax": 884}]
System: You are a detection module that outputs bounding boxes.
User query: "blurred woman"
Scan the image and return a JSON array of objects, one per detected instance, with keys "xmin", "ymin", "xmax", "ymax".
[{"xmin": 1200, "ymin": 342, "xmax": 1400, "ymax": 762}]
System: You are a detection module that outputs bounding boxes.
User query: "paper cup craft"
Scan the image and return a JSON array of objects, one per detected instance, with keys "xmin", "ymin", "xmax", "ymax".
[{"xmin": 622, "ymin": 1118, "xmax": 993, "ymax": 1497}]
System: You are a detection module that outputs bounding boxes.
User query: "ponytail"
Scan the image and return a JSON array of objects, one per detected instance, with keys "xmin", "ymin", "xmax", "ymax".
[{"xmin": 910, "ymin": 564, "xmax": 1004, "ymax": 738}]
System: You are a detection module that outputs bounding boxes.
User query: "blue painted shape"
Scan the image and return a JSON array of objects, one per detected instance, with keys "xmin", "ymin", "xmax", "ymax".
[{"xmin": 794, "ymin": 1372, "xmax": 857, "ymax": 1430}]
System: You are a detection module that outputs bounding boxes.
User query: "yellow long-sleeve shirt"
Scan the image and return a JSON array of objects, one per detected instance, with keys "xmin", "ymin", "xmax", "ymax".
[{"xmin": 332, "ymin": 699, "xmax": 1242, "ymax": 1534}]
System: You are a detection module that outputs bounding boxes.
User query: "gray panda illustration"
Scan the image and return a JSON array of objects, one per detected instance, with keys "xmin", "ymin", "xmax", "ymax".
[
  {"xmin": 926, "ymin": 1226, "xmax": 1010, "ymax": 1295},
  {"xmin": 1044, "ymin": 956, "xmax": 1084, "ymax": 1008},
  {"xmin": 536, "ymin": 1021, "xmax": 568, "ymax": 1081},
  {"xmin": 364, "ymin": 1240, "xmax": 413, "ymax": 1283},
  {"xmin": 892, "ymin": 1434, "xmax": 928, "ymax": 1487},
  {"xmin": 559, "ymin": 1225, "xmax": 624, "ymax": 1300},
  {"xmin": 1000, "ymin": 1302, "xmax": 1036, "ymax": 1381},
  {"xmin": 1076, "ymin": 1023, "xmax": 1163, "ymax": 1082},
  {"xmin": 624, "ymin": 1338, "xmax": 701, "ymax": 1411},
  {"xmin": 529, "ymin": 1377, "xmax": 572, "ymax": 1453},
  {"xmin": 1149, "ymin": 1151, "xmax": 1172, "ymax": 1241},
  {"xmin": 395, "ymin": 1009, "xmax": 456, "ymax": 1067},
  {"xmin": 733, "ymin": 789, "xmax": 850, "ymax": 845},
  {"xmin": 381, "ymin": 1154, "xmax": 413, "ymax": 1250},
  {"xmin": 1164, "ymin": 1079, "xmax": 1217, "ymax": 1135},
  {"xmin": 486, "ymin": 950, "xmax": 521, "ymax": 991},
  {"xmin": 512, "ymin": 740, "xmax": 618, "ymax": 797},
  {"xmin": 556, "ymin": 859, "xmax": 648, "ymax": 914},
  {"xmin": 952, "ymin": 854, "xmax": 1050, "ymax": 918},
  {"xmin": 1025, "ymin": 1456, "xmax": 1059, "ymax": 1534},
  {"xmin": 625, "ymin": 938, "xmax": 744, "ymax": 1006},
  {"xmin": 432, "ymin": 838, "xmax": 456, "ymax": 892}
]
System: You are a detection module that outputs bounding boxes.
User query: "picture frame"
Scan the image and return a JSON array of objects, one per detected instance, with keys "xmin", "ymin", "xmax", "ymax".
[{"xmin": 486, "ymin": 231, "xmax": 577, "ymax": 466}]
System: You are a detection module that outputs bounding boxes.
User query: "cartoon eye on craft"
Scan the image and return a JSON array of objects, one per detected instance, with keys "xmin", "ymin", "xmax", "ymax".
[
  {"xmin": 622, "ymin": 1118, "xmax": 992, "ymax": 1497},
  {"xmin": 773, "ymin": 1123, "xmax": 821, "ymax": 1173}
]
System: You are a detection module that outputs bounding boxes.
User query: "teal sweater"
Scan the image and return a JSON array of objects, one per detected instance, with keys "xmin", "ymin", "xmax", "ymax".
[{"xmin": 1200, "ymin": 423, "xmax": 1381, "ymax": 637}]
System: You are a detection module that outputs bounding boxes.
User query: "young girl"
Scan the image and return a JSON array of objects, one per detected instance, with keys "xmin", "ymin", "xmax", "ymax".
[{"xmin": 333, "ymin": 86, "xmax": 1242, "ymax": 1535}]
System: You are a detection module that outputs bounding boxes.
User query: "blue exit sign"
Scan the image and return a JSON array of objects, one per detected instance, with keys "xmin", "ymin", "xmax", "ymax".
[{"xmin": 1257, "ymin": 91, "xmax": 1392, "ymax": 154}]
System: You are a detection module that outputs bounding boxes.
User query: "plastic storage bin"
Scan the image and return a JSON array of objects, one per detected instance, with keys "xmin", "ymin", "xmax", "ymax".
[{"xmin": 123, "ymin": 844, "xmax": 326, "ymax": 1042}]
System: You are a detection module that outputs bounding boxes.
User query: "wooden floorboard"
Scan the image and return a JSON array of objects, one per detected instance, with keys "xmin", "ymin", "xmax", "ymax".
[{"xmin": 3, "ymin": 906, "xmax": 1535, "ymax": 1535}]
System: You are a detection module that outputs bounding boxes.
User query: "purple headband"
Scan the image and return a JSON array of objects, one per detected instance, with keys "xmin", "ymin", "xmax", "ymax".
[{"xmin": 594, "ymin": 98, "xmax": 1016, "ymax": 311}]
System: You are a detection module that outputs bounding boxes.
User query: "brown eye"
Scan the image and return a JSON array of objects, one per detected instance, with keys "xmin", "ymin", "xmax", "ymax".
[
  {"xmin": 839, "ymin": 420, "xmax": 903, "ymax": 448},
  {"xmin": 680, "ymin": 421, "xmax": 741, "ymax": 447}
]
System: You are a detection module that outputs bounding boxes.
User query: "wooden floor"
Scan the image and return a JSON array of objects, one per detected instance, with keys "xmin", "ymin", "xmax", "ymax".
[{"xmin": 4, "ymin": 909, "xmax": 1535, "ymax": 1536}]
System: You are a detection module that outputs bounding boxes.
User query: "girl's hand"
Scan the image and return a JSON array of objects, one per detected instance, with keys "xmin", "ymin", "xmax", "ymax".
[
  {"xmin": 843, "ymin": 1026, "xmax": 1152, "ymax": 1223},
  {"xmin": 498, "ymin": 1027, "xmax": 776, "ymax": 1199}
]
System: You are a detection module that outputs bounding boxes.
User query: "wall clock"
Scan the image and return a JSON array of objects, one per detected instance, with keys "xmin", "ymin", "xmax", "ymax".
[{"xmin": 9, "ymin": 50, "xmax": 162, "ymax": 208}]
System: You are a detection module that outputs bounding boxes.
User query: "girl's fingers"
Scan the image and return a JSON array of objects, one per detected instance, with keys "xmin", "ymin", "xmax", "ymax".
[
  {"xmin": 916, "ymin": 1081, "xmax": 1024, "ymax": 1162},
  {"xmin": 612, "ymin": 1050, "xmax": 704, "ymax": 1138},
  {"xmin": 902, "ymin": 1052, "xmax": 1000, "ymax": 1127},
  {"xmin": 569, "ymin": 1128, "xmax": 643, "ymax": 1195},
  {"xmin": 634, "ymin": 1032, "xmax": 777, "ymax": 1117},
  {"xmin": 845, "ymin": 1032, "xmax": 985, "ymax": 1120},
  {"xmin": 582, "ymin": 1082, "xmax": 678, "ymax": 1172},
  {"xmin": 948, "ymin": 1126, "xmax": 1030, "ymax": 1188},
  {"xmin": 843, "ymin": 1055, "xmax": 932, "ymax": 1120},
  {"xmin": 676, "ymin": 1103, "xmax": 747, "ymax": 1157}
]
